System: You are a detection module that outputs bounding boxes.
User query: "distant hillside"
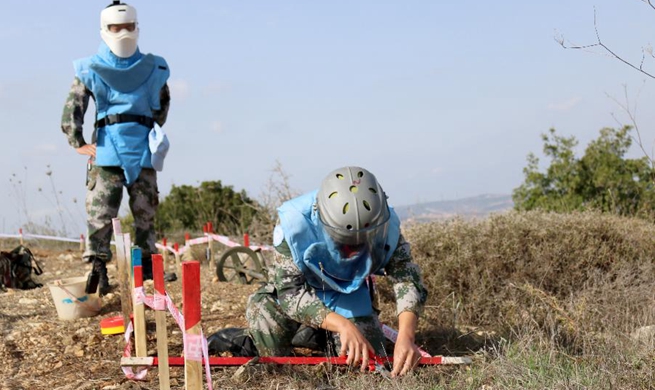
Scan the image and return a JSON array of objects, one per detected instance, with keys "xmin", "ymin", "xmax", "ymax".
[{"xmin": 394, "ymin": 194, "xmax": 513, "ymax": 222}]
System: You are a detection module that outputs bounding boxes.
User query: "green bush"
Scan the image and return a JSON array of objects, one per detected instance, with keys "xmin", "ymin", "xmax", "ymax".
[
  {"xmin": 513, "ymin": 126, "xmax": 655, "ymax": 217},
  {"xmin": 154, "ymin": 180, "xmax": 273, "ymax": 241}
]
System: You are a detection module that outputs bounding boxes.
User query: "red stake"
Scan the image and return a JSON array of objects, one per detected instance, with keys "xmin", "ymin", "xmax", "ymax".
[
  {"xmin": 182, "ymin": 261, "xmax": 201, "ymax": 329},
  {"xmin": 182, "ymin": 261, "xmax": 202, "ymax": 388}
]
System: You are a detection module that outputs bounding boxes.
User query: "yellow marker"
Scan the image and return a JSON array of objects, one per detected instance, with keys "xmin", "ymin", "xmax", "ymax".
[{"xmin": 100, "ymin": 315, "xmax": 125, "ymax": 335}]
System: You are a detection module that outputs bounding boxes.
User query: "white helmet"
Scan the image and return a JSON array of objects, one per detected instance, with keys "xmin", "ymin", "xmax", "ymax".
[{"xmin": 100, "ymin": 1, "xmax": 139, "ymax": 58}]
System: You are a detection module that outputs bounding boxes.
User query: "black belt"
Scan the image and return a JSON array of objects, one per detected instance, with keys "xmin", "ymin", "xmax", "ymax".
[{"xmin": 95, "ymin": 114, "xmax": 155, "ymax": 129}]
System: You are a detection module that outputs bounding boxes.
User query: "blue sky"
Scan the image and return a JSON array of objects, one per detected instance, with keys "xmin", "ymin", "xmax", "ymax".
[{"xmin": 2, "ymin": 0, "xmax": 655, "ymax": 235}]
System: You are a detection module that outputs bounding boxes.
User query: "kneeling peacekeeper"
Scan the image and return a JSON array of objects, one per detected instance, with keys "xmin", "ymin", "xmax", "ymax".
[
  {"xmin": 60, "ymin": 1, "xmax": 171, "ymax": 295},
  {"xmin": 210, "ymin": 166, "xmax": 428, "ymax": 377}
]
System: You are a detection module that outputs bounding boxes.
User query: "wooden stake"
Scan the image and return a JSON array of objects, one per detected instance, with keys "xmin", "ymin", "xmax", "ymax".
[
  {"xmin": 182, "ymin": 261, "xmax": 202, "ymax": 390},
  {"xmin": 205, "ymin": 226, "xmax": 213, "ymax": 264},
  {"xmin": 125, "ymin": 233, "xmax": 133, "ymax": 291},
  {"xmin": 174, "ymin": 243, "xmax": 181, "ymax": 277},
  {"xmin": 19, "ymin": 228, "xmax": 23, "ymax": 246},
  {"xmin": 112, "ymin": 219, "xmax": 132, "ymax": 328},
  {"xmin": 132, "ymin": 247, "xmax": 147, "ymax": 358},
  {"xmin": 153, "ymin": 254, "xmax": 170, "ymax": 390},
  {"xmin": 162, "ymin": 238, "xmax": 168, "ymax": 270}
]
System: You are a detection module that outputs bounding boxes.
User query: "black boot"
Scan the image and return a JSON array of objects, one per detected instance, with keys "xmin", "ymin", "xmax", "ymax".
[
  {"xmin": 142, "ymin": 255, "xmax": 153, "ymax": 281},
  {"xmin": 96, "ymin": 260, "xmax": 110, "ymax": 296},
  {"xmin": 85, "ymin": 257, "xmax": 110, "ymax": 296},
  {"xmin": 142, "ymin": 254, "xmax": 177, "ymax": 282},
  {"xmin": 207, "ymin": 327, "xmax": 258, "ymax": 357},
  {"xmin": 292, "ymin": 324, "xmax": 330, "ymax": 353}
]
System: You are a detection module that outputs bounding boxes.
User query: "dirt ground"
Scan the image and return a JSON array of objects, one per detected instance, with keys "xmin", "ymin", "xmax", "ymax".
[{"xmin": 0, "ymin": 246, "xmax": 266, "ymax": 390}]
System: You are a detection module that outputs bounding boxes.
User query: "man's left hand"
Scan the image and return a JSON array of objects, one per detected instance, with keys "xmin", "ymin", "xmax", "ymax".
[
  {"xmin": 390, "ymin": 334, "xmax": 421, "ymax": 377},
  {"xmin": 390, "ymin": 311, "xmax": 421, "ymax": 377}
]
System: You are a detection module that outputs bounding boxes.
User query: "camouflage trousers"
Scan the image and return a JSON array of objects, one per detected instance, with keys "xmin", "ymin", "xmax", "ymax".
[
  {"xmin": 245, "ymin": 285, "xmax": 388, "ymax": 356},
  {"xmin": 84, "ymin": 165, "xmax": 159, "ymax": 263}
]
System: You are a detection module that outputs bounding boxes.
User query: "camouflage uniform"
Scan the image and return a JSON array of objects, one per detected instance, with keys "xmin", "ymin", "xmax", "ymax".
[
  {"xmin": 246, "ymin": 234, "xmax": 428, "ymax": 356},
  {"xmin": 60, "ymin": 77, "xmax": 170, "ymax": 263}
]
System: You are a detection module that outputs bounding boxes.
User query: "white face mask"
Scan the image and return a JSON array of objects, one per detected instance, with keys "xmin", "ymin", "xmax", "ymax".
[
  {"xmin": 100, "ymin": 3, "xmax": 139, "ymax": 58},
  {"xmin": 101, "ymin": 27, "xmax": 139, "ymax": 58}
]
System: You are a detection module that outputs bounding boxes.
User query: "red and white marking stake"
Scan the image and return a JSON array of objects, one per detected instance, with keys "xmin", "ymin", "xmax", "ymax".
[
  {"xmin": 132, "ymin": 248, "xmax": 147, "ymax": 358},
  {"xmin": 183, "ymin": 261, "xmax": 202, "ymax": 390}
]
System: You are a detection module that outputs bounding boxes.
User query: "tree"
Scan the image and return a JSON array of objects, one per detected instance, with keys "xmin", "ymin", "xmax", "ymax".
[
  {"xmin": 513, "ymin": 126, "xmax": 655, "ymax": 216},
  {"xmin": 154, "ymin": 180, "xmax": 272, "ymax": 237}
]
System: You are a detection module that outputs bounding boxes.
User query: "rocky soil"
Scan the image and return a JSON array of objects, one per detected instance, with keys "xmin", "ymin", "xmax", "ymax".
[{"xmin": 0, "ymin": 247, "xmax": 263, "ymax": 390}]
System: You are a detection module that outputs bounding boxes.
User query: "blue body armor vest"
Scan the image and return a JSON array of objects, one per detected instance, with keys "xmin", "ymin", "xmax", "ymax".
[
  {"xmin": 74, "ymin": 43, "xmax": 170, "ymax": 185},
  {"xmin": 277, "ymin": 191, "xmax": 401, "ymax": 318}
]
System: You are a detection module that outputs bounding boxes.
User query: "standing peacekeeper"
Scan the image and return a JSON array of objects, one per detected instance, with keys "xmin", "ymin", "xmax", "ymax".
[
  {"xmin": 209, "ymin": 166, "xmax": 428, "ymax": 377},
  {"xmin": 60, "ymin": 1, "xmax": 171, "ymax": 295}
]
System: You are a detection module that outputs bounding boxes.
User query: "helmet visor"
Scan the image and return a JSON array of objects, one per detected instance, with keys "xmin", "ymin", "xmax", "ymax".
[
  {"xmin": 107, "ymin": 23, "xmax": 136, "ymax": 33},
  {"xmin": 319, "ymin": 212, "xmax": 390, "ymax": 268}
]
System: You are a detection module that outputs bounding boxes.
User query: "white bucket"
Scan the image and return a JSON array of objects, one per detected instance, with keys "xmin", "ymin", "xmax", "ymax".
[{"xmin": 47, "ymin": 276, "xmax": 101, "ymax": 320}]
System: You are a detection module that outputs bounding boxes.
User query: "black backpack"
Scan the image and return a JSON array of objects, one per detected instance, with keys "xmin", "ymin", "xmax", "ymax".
[{"xmin": 0, "ymin": 245, "xmax": 43, "ymax": 291}]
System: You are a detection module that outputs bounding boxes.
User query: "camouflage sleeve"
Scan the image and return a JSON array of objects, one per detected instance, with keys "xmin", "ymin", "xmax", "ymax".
[
  {"xmin": 60, "ymin": 77, "xmax": 91, "ymax": 149},
  {"xmin": 152, "ymin": 83, "xmax": 170, "ymax": 127},
  {"xmin": 384, "ymin": 234, "xmax": 428, "ymax": 318},
  {"xmin": 272, "ymin": 241, "xmax": 333, "ymax": 328}
]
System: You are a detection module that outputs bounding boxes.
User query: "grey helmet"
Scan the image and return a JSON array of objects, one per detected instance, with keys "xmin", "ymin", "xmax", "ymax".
[{"xmin": 316, "ymin": 166, "xmax": 390, "ymax": 244}]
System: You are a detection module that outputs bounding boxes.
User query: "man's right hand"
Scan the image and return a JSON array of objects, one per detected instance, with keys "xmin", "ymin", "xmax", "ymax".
[
  {"xmin": 321, "ymin": 312, "xmax": 374, "ymax": 371},
  {"xmin": 76, "ymin": 144, "xmax": 96, "ymax": 158}
]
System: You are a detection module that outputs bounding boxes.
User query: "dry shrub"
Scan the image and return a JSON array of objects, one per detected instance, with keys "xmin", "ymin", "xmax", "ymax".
[{"xmin": 392, "ymin": 210, "xmax": 655, "ymax": 355}]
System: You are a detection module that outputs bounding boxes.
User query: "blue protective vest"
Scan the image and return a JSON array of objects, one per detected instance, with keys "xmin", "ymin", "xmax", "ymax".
[
  {"xmin": 277, "ymin": 191, "xmax": 401, "ymax": 318},
  {"xmin": 74, "ymin": 43, "xmax": 170, "ymax": 185}
]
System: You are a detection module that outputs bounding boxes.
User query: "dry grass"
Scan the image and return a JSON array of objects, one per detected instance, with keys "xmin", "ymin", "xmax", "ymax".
[
  {"xmin": 372, "ymin": 210, "xmax": 654, "ymax": 389},
  {"xmin": 4, "ymin": 210, "xmax": 654, "ymax": 389}
]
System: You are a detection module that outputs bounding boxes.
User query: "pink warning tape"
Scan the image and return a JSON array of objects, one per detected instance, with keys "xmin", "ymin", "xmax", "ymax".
[
  {"xmin": 154, "ymin": 233, "xmax": 273, "ymax": 256},
  {"xmin": 122, "ymin": 289, "xmax": 213, "ymax": 389},
  {"xmin": 381, "ymin": 324, "xmax": 432, "ymax": 358}
]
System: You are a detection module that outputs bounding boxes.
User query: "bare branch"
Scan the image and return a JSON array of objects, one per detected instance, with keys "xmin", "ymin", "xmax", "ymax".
[
  {"xmin": 607, "ymin": 83, "xmax": 655, "ymax": 170},
  {"xmin": 559, "ymin": 7, "xmax": 655, "ymax": 79},
  {"xmin": 642, "ymin": 0, "xmax": 655, "ymax": 11}
]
